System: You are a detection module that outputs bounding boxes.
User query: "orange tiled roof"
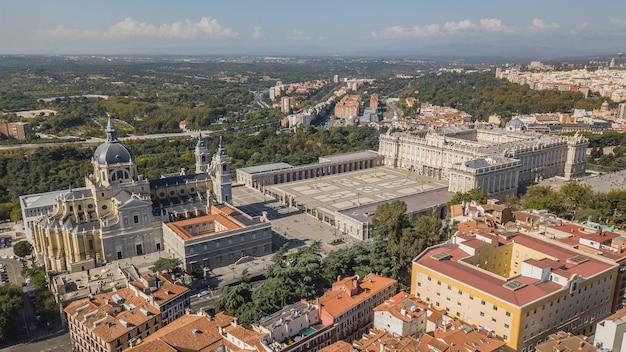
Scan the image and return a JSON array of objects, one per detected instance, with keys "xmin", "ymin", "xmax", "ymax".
[
  {"xmin": 319, "ymin": 274, "xmax": 397, "ymax": 320},
  {"xmin": 318, "ymin": 341, "xmax": 356, "ymax": 352},
  {"xmin": 374, "ymin": 292, "xmax": 427, "ymax": 323}
]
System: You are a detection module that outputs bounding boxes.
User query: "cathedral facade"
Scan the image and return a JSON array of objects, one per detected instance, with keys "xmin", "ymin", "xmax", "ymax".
[{"xmin": 31, "ymin": 120, "xmax": 231, "ymax": 273}]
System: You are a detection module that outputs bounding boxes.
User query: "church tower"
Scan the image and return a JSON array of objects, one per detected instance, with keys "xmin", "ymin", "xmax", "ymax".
[
  {"xmin": 211, "ymin": 137, "xmax": 232, "ymax": 204},
  {"xmin": 195, "ymin": 132, "xmax": 209, "ymax": 173}
]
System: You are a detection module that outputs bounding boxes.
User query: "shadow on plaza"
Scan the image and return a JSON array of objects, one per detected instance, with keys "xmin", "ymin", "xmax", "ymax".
[{"xmin": 235, "ymin": 201, "xmax": 300, "ymax": 221}]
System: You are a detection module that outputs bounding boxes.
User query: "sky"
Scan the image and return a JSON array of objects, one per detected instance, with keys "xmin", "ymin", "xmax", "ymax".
[{"xmin": 1, "ymin": 0, "xmax": 626, "ymax": 57}]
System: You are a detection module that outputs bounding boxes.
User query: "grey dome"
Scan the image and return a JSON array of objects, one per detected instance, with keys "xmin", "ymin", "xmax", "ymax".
[
  {"xmin": 93, "ymin": 142, "xmax": 135, "ymax": 165},
  {"xmin": 507, "ymin": 118, "xmax": 525, "ymax": 128},
  {"xmin": 93, "ymin": 118, "xmax": 135, "ymax": 165}
]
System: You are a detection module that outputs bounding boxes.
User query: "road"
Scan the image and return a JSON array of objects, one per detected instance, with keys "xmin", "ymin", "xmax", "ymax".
[{"xmin": 3, "ymin": 333, "xmax": 71, "ymax": 352}]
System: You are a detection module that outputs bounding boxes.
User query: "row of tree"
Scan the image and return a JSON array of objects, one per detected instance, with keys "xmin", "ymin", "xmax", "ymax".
[{"xmin": 513, "ymin": 183, "xmax": 626, "ymax": 226}]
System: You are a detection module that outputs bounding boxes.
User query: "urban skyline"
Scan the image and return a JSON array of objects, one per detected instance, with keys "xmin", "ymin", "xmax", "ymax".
[{"xmin": 2, "ymin": 0, "xmax": 626, "ymax": 57}]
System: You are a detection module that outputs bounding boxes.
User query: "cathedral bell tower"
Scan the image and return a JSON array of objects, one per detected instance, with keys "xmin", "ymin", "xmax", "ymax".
[
  {"xmin": 212, "ymin": 137, "xmax": 232, "ymax": 204},
  {"xmin": 195, "ymin": 132, "xmax": 209, "ymax": 173}
]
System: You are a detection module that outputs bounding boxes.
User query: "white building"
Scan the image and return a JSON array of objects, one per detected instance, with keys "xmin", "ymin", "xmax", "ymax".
[
  {"xmin": 595, "ymin": 307, "xmax": 626, "ymax": 352},
  {"xmin": 379, "ymin": 126, "xmax": 588, "ymax": 200}
]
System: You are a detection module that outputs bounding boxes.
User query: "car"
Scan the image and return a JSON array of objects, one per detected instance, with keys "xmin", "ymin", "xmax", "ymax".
[
  {"xmin": 1, "ymin": 255, "xmax": 7, "ymax": 259},
  {"xmin": 197, "ymin": 291, "xmax": 209, "ymax": 298}
]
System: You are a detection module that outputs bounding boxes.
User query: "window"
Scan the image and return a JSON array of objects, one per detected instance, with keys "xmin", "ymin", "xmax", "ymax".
[
  {"xmin": 133, "ymin": 215, "xmax": 139, "ymax": 224},
  {"xmin": 437, "ymin": 281, "xmax": 441, "ymax": 285},
  {"xmin": 427, "ymin": 276, "xmax": 432, "ymax": 281},
  {"xmin": 493, "ymin": 305, "xmax": 498, "ymax": 311},
  {"xmin": 480, "ymin": 312, "xmax": 485, "ymax": 317},
  {"xmin": 506, "ymin": 311, "xmax": 511, "ymax": 317},
  {"xmin": 481, "ymin": 300, "xmax": 486, "ymax": 305},
  {"xmin": 503, "ymin": 335, "xmax": 508, "ymax": 341},
  {"xmin": 504, "ymin": 323, "xmax": 510, "ymax": 328}
]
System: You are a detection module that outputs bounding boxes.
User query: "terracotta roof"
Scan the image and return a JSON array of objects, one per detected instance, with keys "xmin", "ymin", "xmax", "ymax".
[
  {"xmin": 433, "ymin": 326, "xmax": 506, "ymax": 352},
  {"xmin": 352, "ymin": 329, "xmax": 419, "ymax": 352},
  {"xmin": 374, "ymin": 292, "xmax": 427, "ymax": 323},
  {"xmin": 319, "ymin": 274, "xmax": 397, "ymax": 320},
  {"xmin": 415, "ymin": 232, "xmax": 616, "ymax": 306},
  {"xmin": 127, "ymin": 313, "xmax": 263, "ymax": 352},
  {"xmin": 418, "ymin": 333, "xmax": 450, "ymax": 352},
  {"xmin": 64, "ymin": 288, "xmax": 160, "ymax": 343},
  {"xmin": 319, "ymin": 341, "xmax": 356, "ymax": 352},
  {"xmin": 129, "ymin": 274, "xmax": 189, "ymax": 307},
  {"xmin": 450, "ymin": 204, "xmax": 464, "ymax": 218},
  {"xmin": 165, "ymin": 209, "xmax": 244, "ymax": 241}
]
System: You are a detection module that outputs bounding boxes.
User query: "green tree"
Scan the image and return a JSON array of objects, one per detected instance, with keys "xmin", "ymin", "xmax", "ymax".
[
  {"xmin": 13, "ymin": 240, "xmax": 33, "ymax": 258},
  {"xmin": 560, "ymin": 183, "xmax": 593, "ymax": 219},
  {"xmin": 149, "ymin": 258, "xmax": 183, "ymax": 274},
  {"xmin": 447, "ymin": 189, "xmax": 488, "ymax": 208},
  {"xmin": 22, "ymin": 264, "xmax": 47, "ymax": 291},
  {"xmin": 0, "ymin": 285, "xmax": 23, "ymax": 341},
  {"xmin": 521, "ymin": 185, "xmax": 565, "ymax": 215}
]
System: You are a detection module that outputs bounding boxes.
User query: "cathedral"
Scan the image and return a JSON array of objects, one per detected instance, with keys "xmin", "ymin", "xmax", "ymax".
[{"xmin": 31, "ymin": 119, "xmax": 232, "ymax": 273}]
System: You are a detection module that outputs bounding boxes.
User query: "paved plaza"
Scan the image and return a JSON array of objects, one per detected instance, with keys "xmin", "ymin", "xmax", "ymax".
[{"xmin": 263, "ymin": 167, "xmax": 447, "ymax": 214}]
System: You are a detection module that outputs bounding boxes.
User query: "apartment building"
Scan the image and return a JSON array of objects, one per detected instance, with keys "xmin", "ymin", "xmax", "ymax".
[
  {"xmin": 334, "ymin": 95, "xmax": 361, "ymax": 119},
  {"xmin": 65, "ymin": 275, "xmax": 188, "ymax": 352},
  {"xmin": 411, "ymin": 231, "xmax": 618, "ymax": 351},
  {"xmin": 594, "ymin": 307, "xmax": 626, "ymax": 352},
  {"xmin": 127, "ymin": 312, "xmax": 267, "ymax": 351},
  {"xmin": 373, "ymin": 291, "xmax": 428, "ymax": 338},
  {"xmin": 318, "ymin": 274, "xmax": 397, "ymax": 343},
  {"xmin": 0, "ymin": 119, "xmax": 28, "ymax": 140},
  {"xmin": 253, "ymin": 300, "xmax": 335, "ymax": 352}
]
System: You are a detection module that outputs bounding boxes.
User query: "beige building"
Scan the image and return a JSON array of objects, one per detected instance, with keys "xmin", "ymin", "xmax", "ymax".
[
  {"xmin": 28, "ymin": 121, "xmax": 233, "ymax": 273},
  {"xmin": 162, "ymin": 202, "xmax": 272, "ymax": 272},
  {"xmin": 334, "ymin": 95, "xmax": 361, "ymax": 119},
  {"xmin": 412, "ymin": 231, "xmax": 618, "ymax": 351},
  {"xmin": 535, "ymin": 331, "xmax": 595, "ymax": 352},
  {"xmin": 379, "ymin": 126, "xmax": 588, "ymax": 200}
]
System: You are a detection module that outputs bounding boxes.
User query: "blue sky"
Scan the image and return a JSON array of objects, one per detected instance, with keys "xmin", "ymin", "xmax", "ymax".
[{"xmin": 2, "ymin": 0, "xmax": 625, "ymax": 56}]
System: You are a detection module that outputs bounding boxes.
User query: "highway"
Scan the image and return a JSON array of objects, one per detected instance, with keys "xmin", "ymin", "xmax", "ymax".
[{"xmin": 0, "ymin": 122, "xmax": 279, "ymax": 151}]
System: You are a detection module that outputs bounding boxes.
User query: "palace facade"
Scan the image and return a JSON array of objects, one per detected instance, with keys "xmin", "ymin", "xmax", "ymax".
[{"xmin": 379, "ymin": 125, "xmax": 588, "ymax": 200}]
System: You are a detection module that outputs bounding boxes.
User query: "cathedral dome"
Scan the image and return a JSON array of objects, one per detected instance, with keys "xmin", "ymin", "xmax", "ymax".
[
  {"xmin": 507, "ymin": 118, "xmax": 525, "ymax": 129},
  {"xmin": 93, "ymin": 118, "xmax": 135, "ymax": 165}
]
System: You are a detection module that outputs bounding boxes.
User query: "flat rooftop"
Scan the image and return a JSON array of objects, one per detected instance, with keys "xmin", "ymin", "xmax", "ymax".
[
  {"xmin": 318, "ymin": 150, "xmax": 379, "ymax": 163},
  {"xmin": 238, "ymin": 162, "xmax": 293, "ymax": 175},
  {"xmin": 338, "ymin": 188, "xmax": 453, "ymax": 223},
  {"xmin": 265, "ymin": 166, "xmax": 449, "ymax": 214}
]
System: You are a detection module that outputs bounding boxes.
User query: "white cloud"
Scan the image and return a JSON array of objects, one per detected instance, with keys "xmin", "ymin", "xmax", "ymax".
[
  {"xmin": 36, "ymin": 25, "xmax": 99, "ymax": 39},
  {"xmin": 37, "ymin": 17, "xmax": 238, "ymax": 40},
  {"xmin": 480, "ymin": 18, "xmax": 508, "ymax": 32},
  {"xmin": 291, "ymin": 29, "xmax": 327, "ymax": 41},
  {"xmin": 610, "ymin": 18, "xmax": 626, "ymax": 26},
  {"xmin": 251, "ymin": 26, "xmax": 263, "ymax": 39},
  {"xmin": 529, "ymin": 18, "xmax": 560, "ymax": 31},
  {"xmin": 371, "ymin": 18, "xmax": 509, "ymax": 39}
]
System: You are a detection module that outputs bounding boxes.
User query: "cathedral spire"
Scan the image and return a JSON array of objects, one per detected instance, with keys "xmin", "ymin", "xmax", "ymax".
[
  {"xmin": 106, "ymin": 117, "xmax": 118, "ymax": 142},
  {"xmin": 196, "ymin": 132, "xmax": 206, "ymax": 148},
  {"xmin": 218, "ymin": 136, "xmax": 227, "ymax": 156}
]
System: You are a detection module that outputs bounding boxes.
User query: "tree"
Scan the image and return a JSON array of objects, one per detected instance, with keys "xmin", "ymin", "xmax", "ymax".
[
  {"xmin": 22, "ymin": 264, "xmax": 47, "ymax": 291},
  {"xmin": 0, "ymin": 285, "xmax": 23, "ymax": 341},
  {"xmin": 560, "ymin": 183, "xmax": 593, "ymax": 219},
  {"xmin": 447, "ymin": 189, "xmax": 488, "ymax": 208},
  {"xmin": 149, "ymin": 258, "xmax": 183, "ymax": 274},
  {"xmin": 13, "ymin": 240, "xmax": 33, "ymax": 258}
]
